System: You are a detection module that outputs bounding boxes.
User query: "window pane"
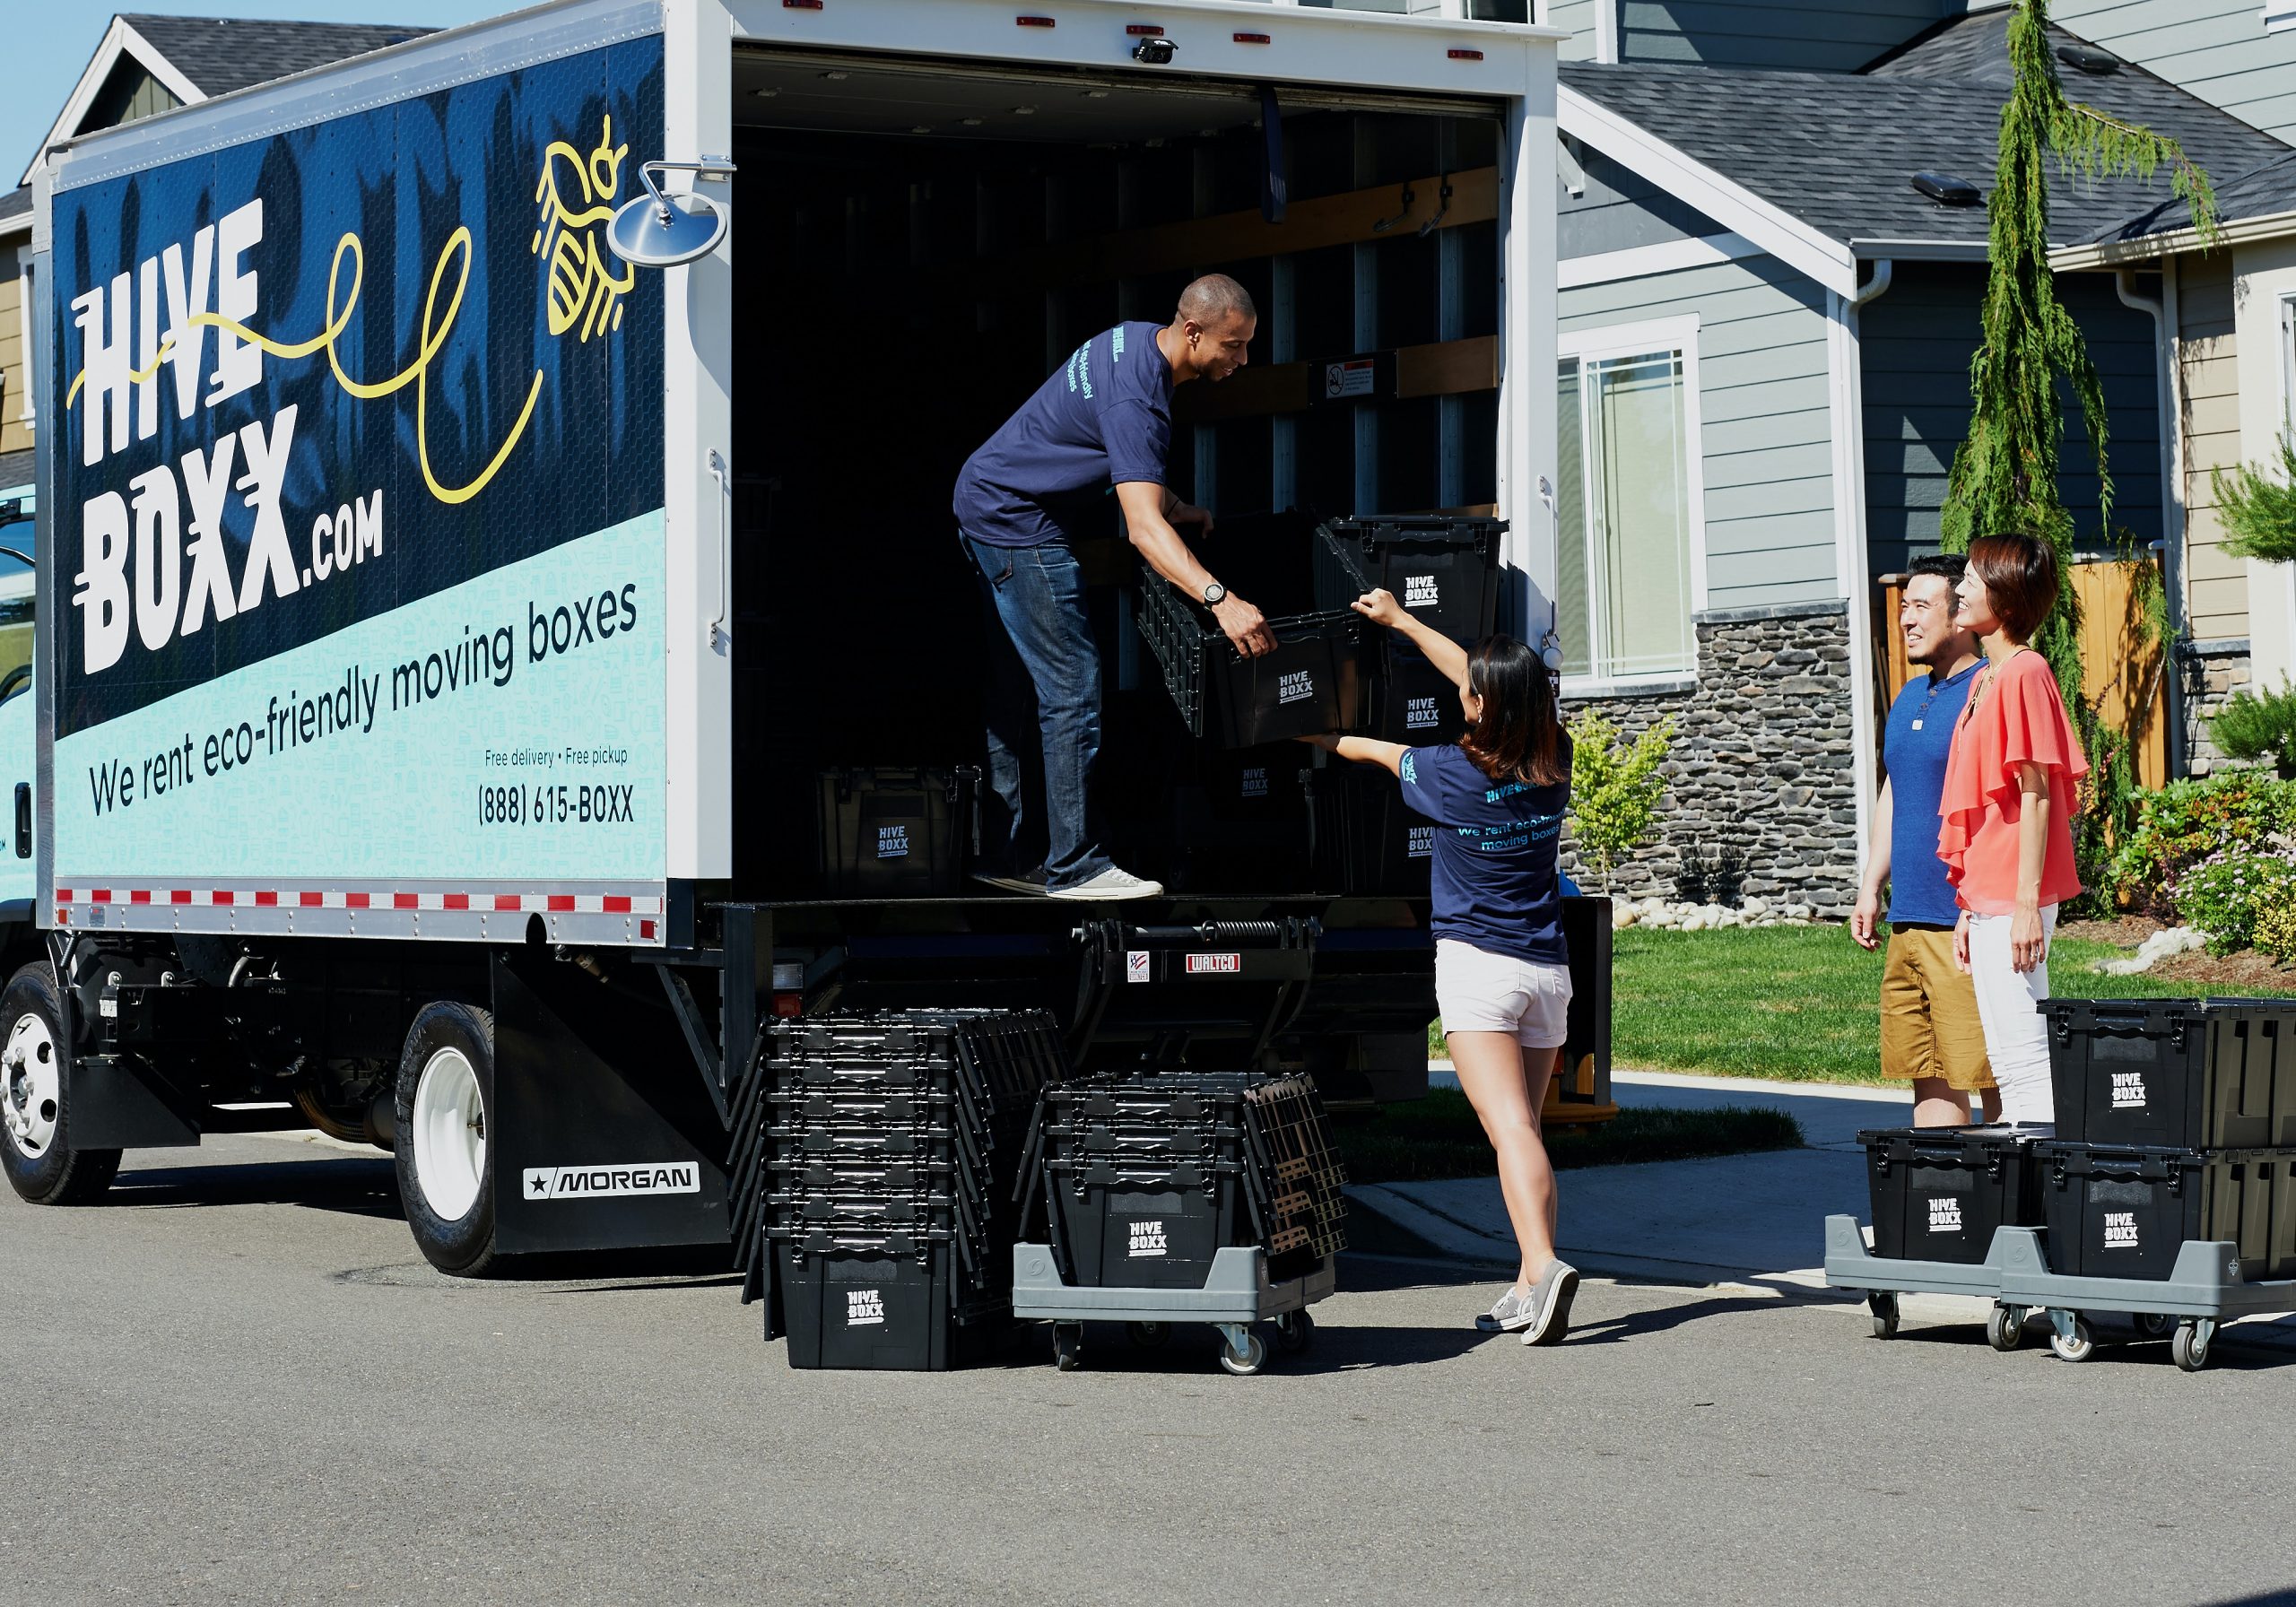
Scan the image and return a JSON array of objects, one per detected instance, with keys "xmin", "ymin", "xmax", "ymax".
[
  {"xmin": 1587, "ymin": 352, "xmax": 1692, "ymax": 677},
  {"xmin": 1555, "ymin": 361, "xmax": 1592, "ymax": 678}
]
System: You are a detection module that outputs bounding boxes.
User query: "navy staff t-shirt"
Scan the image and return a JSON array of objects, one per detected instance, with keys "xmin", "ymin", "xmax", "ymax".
[
  {"xmin": 1881, "ymin": 661, "xmax": 1978, "ymax": 926},
  {"xmin": 1397, "ymin": 743, "xmax": 1571, "ymax": 967},
  {"xmin": 953, "ymin": 321, "xmax": 1175, "ymax": 549}
]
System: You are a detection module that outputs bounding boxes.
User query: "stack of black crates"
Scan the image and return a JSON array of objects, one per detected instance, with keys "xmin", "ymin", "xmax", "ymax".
[
  {"xmin": 1308, "ymin": 515, "xmax": 1505, "ymax": 897},
  {"xmin": 761, "ymin": 1010, "xmax": 1060, "ymax": 1369},
  {"xmin": 2035, "ymin": 998, "xmax": 2296, "ymax": 1281},
  {"xmin": 1027, "ymin": 1072, "xmax": 1350, "ymax": 1293}
]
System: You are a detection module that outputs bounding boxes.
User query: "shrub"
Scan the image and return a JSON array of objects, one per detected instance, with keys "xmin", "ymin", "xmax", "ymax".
[
  {"xmin": 1567, "ymin": 709, "xmax": 1674, "ymax": 890},
  {"xmin": 2109, "ymin": 769, "xmax": 2296, "ymax": 915},
  {"xmin": 2210, "ymin": 679, "xmax": 2296, "ymax": 779},
  {"xmin": 2168, "ymin": 850, "xmax": 2296, "ymax": 955},
  {"xmin": 2257, "ymin": 900, "xmax": 2296, "ymax": 967}
]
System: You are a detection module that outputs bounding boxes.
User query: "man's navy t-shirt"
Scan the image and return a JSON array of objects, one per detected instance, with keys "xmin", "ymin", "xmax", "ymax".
[
  {"xmin": 1882, "ymin": 661, "xmax": 1978, "ymax": 926},
  {"xmin": 953, "ymin": 321, "xmax": 1175, "ymax": 549},
  {"xmin": 1397, "ymin": 743, "xmax": 1571, "ymax": 967}
]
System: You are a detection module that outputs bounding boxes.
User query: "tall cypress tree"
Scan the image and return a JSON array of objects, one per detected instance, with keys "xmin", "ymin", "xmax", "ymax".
[{"xmin": 1939, "ymin": 0, "xmax": 2217, "ymax": 699}]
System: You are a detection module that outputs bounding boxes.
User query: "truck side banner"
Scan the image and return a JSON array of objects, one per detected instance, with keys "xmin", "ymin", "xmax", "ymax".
[{"xmin": 48, "ymin": 38, "xmax": 669, "ymax": 916}]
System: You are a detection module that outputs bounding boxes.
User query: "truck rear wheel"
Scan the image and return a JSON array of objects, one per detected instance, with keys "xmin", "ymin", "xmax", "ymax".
[
  {"xmin": 0, "ymin": 962, "xmax": 121, "ymax": 1205},
  {"xmin": 394, "ymin": 1003, "xmax": 498, "ymax": 1276}
]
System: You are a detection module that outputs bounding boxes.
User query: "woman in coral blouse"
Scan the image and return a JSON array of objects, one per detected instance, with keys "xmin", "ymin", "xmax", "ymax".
[{"xmin": 1937, "ymin": 532, "xmax": 2089, "ymax": 1126}]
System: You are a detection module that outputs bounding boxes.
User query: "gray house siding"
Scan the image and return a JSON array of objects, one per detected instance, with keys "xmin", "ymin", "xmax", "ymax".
[
  {"xmin": 1545, "ymin": 0, "xmax": 1602, "ymax": 58},
  {"xmin": 2055, "ymin": 0, "xmax": 2296, "ymax": 144},
  {"xmin": 1561, "ymin": 252, "xmax": 1839, "ymax": 612},
  {"xmin": 1859, "ymin": 260, "xmax": 2164, "ymax": 578},
  {"xmin": 1619, "ymin": 0, "xmax": 1944, "ymax": 71},
  {"xmin": 1559, "ymin": 146, "xmax": 1725, "ymax": 256}
]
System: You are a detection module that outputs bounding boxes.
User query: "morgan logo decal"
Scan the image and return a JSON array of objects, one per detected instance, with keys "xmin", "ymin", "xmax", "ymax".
[{"xmin": 522, "ymin": 1162, "xmax": 700, "ymax": 1201}]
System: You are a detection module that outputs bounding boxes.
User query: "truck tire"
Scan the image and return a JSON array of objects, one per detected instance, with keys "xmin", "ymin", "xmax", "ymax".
[
  {"xmin": 394, "ymin": 1003, "xmax": 498, "ymax": 1276},
  {"xmin": 0, "ymin": 961, "xmax": 121, "ymax": 1205}
]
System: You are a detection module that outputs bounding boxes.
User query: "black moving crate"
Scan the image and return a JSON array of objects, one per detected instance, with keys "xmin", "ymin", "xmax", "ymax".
[
  {"xmin": 2036, "ymin": 1142, "xmax": 2296, "ymax": 1282},
  {"xmin": 1861, "ymin": 1126, "xmax": 2045, "ymax": 1264},
  {"xmin": 761, "ymin": 1010, "xmax": 1062, "ymax": 1368},
  {"xmin": 1306, "ymin": 763, "xmax": 1433, "ymax": 897},
  {"xmin": 1370, "ymin": 643, "xmax": 1467, "ymax": 745},
  {"xmin": 2047, "ymin": 998, "xmax": 2296, "ymax": 1149},
  {"xmin": 1315, "ymin": 515, "xmax": 1507, "ymax": 645},
  {"xmin": 816, "ymin": 767, "xmax": 978, "ymax": 897},
  {"xmin": 1136, "ymin": 509, "xmax": 1370, "ymax": 748}
]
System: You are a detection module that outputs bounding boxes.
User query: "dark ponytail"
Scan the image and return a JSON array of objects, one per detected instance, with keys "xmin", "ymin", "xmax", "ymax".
[{"xmin": 1458, "ymin": 634, "xmax": 1567, "ymax": 788}]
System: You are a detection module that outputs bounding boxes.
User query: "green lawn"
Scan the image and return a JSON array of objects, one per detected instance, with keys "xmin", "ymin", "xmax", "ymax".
[{"xmin": 1600, "ymin": 926, "xmax": 2296, "ymax": 1085}]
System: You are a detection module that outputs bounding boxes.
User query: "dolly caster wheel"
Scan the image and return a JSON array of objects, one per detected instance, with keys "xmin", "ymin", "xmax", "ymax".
[
  {"xmin": 1867, "ymin": 1291, "xmax": 1900, "ymax": 1340},
  {"xmin": 1986, "ymin": 1304, "xmax": 2025, "ymax": 1353},
  {"xmin": 2133, "ymin": 1311, "xmax": 2173, "ymax": 1342},
  {"xmin": 1126, "ymin": 1321, "xmax": 1170, "ymax": 1349},
  {"xmin": 1218, "ymin": 1326, "xmax": 1266, "ymax": 1377},
  {"xmin": 1053, "ymin": 1323, "xmax": 1083, "ymax": 1371},
  {"xmin": 2173, "ymin": 1319, "xmax": 2215, "ymax": 1374},
  {"xmin": 2049, "ymin": 1316, "xmax": 2095, "ymax": 1363},
  {"xmin": 1272, "ymin": 1310, "xmax": 1314, "ymax": 1355}
]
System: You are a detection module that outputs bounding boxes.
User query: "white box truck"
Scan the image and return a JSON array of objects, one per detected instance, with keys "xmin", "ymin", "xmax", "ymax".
[{"xmin": 0, "ymin": 0, "xmax": 1571, "ymax": 1285}]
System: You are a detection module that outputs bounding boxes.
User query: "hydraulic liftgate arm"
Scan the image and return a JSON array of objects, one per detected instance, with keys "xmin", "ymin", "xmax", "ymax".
[
  {"xmin": 1070, "ymin": 917, "xmax": 1318, "ymax": 1069},
  {"xmin": 638, "ymin": 905, "xmax": 766, "ymax": 1133}
]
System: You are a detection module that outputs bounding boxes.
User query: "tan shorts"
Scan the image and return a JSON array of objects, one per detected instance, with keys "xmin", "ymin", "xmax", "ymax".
[{"xmin": 1879, "ymin": 926, "xmax": 1995, "ymax": 1091}]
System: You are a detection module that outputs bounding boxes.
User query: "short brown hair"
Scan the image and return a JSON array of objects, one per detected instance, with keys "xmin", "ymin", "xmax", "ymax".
[{"xmin": 1964, "ymin": 533, "xmax": 2060, "ymax": 642}]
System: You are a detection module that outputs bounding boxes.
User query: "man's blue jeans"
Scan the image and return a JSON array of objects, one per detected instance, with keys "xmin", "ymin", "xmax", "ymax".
[{"xmin": 961, "ymin": 533, "xmax": 1111, "ymax": 890}]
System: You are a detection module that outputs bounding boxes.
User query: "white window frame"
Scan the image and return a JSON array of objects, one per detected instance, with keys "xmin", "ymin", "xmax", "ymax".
[{"xmin": 1555, "ymin": 312, "xmax": 1708, "ymax": 696}]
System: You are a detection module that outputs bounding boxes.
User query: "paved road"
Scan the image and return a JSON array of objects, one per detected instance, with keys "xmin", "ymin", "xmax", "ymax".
[{"xmin": 6, "ymin": 1134, "xmax": 2295, "ymax": 1607}]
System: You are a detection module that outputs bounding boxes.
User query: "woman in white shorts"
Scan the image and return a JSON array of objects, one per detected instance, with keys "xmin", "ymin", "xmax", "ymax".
[{"xmin": 1302, "ymin": 593, "xmax": 1578, "ymax": 1345}]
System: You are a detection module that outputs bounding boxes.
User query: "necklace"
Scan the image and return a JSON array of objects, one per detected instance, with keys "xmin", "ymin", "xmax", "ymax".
[
  {"xmin": 1961, "ymin": 647, "xmax": 2030, "ymax": 727},
  {"xmin": 1909, "ymin": 660, "xmax": 1975, "ymax": 731}
]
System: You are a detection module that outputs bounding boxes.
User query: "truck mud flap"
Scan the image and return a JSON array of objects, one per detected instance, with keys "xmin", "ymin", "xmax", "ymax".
[
  {"xmin": 67, "ymin": 1055, "xmax": 201, "ymax": 1150},
  {"xmin": 490, "ymin": 954, "xmax": 730, "ymax": 1259}
]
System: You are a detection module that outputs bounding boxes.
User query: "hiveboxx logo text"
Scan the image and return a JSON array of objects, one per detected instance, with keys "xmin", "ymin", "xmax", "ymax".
[
  {"xmin": 1405, "ymin": 695, "xmax": 1440, "ymax": 731},
  {"xmin": 2111, "ymin": 1072, "xmax": 2149, "ymax": 1109},
  {"xmin": 1405, "ymin": 575, "xmax": 1439, "ymax": 609},
  {"xmin": 846, "ymin": 1289, "xmax": 885, "ymax": 1326},
  {"xmin": 1128, "ymin": 1220, "xmax": 1168, "ymax": 1257},
  {"xmin": 876, "ymin": 824, "xmax": 910, "ymax": 860},
  {"xmin": 2104, "ymin": 1212, "xmax": 2140, "ymax": 1249},
  {"xmin": 1277, "ymin": 671, "xmax": 1315, "ymax": 706},
  {"xmin": 1928, "ymin": 1195, "xmax": 1963, "ymax": 1234}
]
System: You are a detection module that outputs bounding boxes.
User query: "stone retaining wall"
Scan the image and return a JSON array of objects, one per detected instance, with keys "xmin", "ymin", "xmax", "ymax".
[
  {"xmin": 1560, "ymin": 599, "xmax": 1861, "ymax": 918},
  {"xmin": 2178, "ymin": 638, "xmax": 2250, "ymax": 777}
]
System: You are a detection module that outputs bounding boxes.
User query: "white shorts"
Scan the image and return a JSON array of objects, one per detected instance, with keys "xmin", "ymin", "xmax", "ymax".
[{"xmin": 1435, "ymin": 939, "xmax": 1574, "ymax": 1049}]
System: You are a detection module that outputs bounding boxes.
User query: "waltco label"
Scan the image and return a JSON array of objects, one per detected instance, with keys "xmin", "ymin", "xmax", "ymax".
[
  {"xmin": 522, "ymin": 1162, "xmax": 700, "ymax": 1201},
  {"xmin": 1128, "ymin": 1220, "xmax": 1168, "ymax": 1257},
  {"xmin": 2109, "ymin": 1071, "xmax": 2149, "ymax": 1109},
  {"xmin": 2103, "ymin": 1211, "xmax": 2140, "ymax": 1249},
  {"xmin": 1927, "ymin": 1195, "xmax": 1963, "ymax": 1234},
  {"xmin": 1186, "ymin": 952, "xmax": 1242, "ymax": 975},
  {"xmin": 846, "ymin": 1289, "xmax": 885, "ymax": 1326}
]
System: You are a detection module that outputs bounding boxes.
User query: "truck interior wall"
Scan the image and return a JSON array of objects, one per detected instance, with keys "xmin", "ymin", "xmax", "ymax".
[{"xmin": 725, "ymin": 69, "xmax": 1502, "ymax": 898}]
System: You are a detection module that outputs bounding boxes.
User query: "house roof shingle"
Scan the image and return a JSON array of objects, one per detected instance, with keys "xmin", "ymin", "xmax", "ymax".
[
  {"xmin": 118, "ymin": 14, "xmax": 436, "ymax": 100},
  {"xmin": 2083, "ymin": 148, "xmax": 2296, "ymax": 244},
  {"xmin": 1564, "ymin": 11, "xmax": 2290, "ymax": 253}
]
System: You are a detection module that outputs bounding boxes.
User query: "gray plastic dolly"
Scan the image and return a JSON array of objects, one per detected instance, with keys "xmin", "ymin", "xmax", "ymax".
[
  {"xmin": 1822, "ymin": 1213, "xmax": 2024, "ymax": 1346},
  {"xmin": 1991, "ymin": 1226, "xmax": 2296, "ymax": 1373},
  {"xmin": 1009, "ymin": 1243, "xmax": 1336, "ymax": 1376}
]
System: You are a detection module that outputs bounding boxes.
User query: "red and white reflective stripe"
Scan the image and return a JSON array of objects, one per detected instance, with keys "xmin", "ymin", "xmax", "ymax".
[{"xmin": 55, "ymin": 888, "xmax": 662, "ymax": 915}]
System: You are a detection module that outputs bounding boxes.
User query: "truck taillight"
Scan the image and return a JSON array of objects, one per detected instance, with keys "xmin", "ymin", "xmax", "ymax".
[
  {"xmin": 1234, "ymin": 32, "xmax": 1271, "ymax": 44},
  {"xmin": 1448, "ymin": 48, "xmax": 1484, "ymax": 60},
  {"xmin": 1016, "ymin": 14, "xmax": 1055, "ymax": 26},
  {"xmin": 772, "ymin": 993, "xmax": 804, "ymax": 1020},
  {"xmin": 1127, "ymin": 24, "xmax": 1164, "ymax": 36}
]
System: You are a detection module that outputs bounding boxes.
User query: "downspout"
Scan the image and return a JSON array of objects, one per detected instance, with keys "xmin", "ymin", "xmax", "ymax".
[
  {"xmin": 2115, "ymin": 264, "xmax": 2186, "ymax": 778},
  {"xmin": 1838, "ymin": 259, "xmax": 1892, "ymax": 894}
]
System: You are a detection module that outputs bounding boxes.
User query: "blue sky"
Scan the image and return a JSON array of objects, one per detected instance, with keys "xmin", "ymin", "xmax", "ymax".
[{"xmin": 6, "ymin": 1, "xmax": 507, "ymax": 186}]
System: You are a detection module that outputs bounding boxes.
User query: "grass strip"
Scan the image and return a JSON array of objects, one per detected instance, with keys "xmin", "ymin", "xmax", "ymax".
[{"xmin": 1335, "ymin": 1092, "xmax": 1804, "ymax": 1184}]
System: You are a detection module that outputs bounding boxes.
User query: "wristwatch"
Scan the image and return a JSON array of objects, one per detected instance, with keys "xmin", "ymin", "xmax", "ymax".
[{"xmin": 1202, "ymin": 581, "xmax": 1228, "ymax": 606}]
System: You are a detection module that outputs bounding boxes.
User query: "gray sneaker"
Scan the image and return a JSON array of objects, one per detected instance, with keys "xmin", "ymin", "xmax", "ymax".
[
  {"xmin": 1519, "ymin": 1259, "xmax": 1580, "ymax": 1346},
  {"xmin": 1048, "ymin": 865, "xmax": 1164, "ymax": 900},
  {"xmin": 1475, "ymin": 1285, "xmax": 1537, "ymax": 1333}
]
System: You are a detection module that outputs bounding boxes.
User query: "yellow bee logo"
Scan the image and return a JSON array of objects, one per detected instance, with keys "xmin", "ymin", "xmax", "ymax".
[{"xmin": 533, "ymin": 116, "xmax": 635, "ymax": 342}]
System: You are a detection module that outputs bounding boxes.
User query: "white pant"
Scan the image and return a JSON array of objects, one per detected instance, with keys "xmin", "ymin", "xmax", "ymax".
[{"xmin": 1965, "ymin": 907, "xmax": 2059, "ymax": 1126}]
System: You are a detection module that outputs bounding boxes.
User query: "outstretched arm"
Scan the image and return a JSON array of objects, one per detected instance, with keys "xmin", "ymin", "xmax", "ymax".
[
  {"xmin": 1299, "ymin": 734, "xmax": 1409, "ymax": 777},
  {"xmin": 1117, "ymin": 480, "xmax": 1274, "ymax": 657},
  {"xmin": 1352, "ymin": 589, "xmax": 1470, "ymax": 690}
]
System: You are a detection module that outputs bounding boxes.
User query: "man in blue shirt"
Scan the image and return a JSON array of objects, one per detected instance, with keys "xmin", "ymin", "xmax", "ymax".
[
  {"xmin": 953, "ymin": 274, "xmax": 1274, "ymax": 900},
  {"xmin": 1853, "ymin": 552, "xmax": 1996, "ymax": 1125}
]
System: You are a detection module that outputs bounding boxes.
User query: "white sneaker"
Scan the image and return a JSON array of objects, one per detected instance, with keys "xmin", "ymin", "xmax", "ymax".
[{"xmin": 1048, "ymin": 865, "xmax": 1164, "ymax": 900}]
